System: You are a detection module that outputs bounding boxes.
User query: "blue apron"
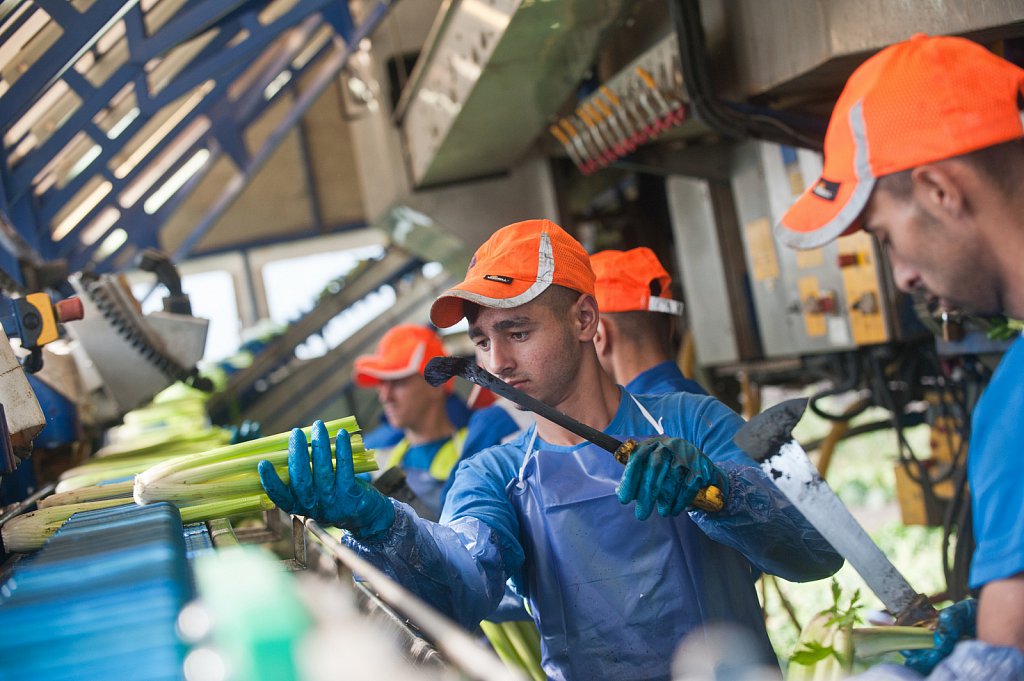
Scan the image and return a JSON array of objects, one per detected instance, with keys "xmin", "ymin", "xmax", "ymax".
[{"xmin": 507, "ymin": 397, "xmax": 772, "ymax": 681}]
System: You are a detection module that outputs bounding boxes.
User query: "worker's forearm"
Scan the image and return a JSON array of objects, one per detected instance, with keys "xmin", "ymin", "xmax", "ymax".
[
  {"xmin": 341, "ymin": 500, "xmax": 511, "ymax": 629},
  {"xmin": 690, "ymin": 464, "xmax": 844, "ymax": 581},
  {"xmin": 978, "ymin": 575, "xmax": 1024, "ymax": 651}
]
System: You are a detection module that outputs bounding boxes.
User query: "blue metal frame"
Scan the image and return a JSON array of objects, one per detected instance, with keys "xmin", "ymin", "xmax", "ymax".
[
  {"xmin": 171, "ymin": 2, "xmax": 393, "ymax": 264},
  {"xmin": 0, "ymin": 0, "xmax": 394, "ymax": 274}
]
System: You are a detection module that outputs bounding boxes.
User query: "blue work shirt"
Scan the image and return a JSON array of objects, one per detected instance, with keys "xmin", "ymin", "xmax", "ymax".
[
  {"xmin": 363, "ymin": 393, "xmax": 473, "ymax": 449},
  {"xmin": 439, "ymin": 405, "xmax": 522, "ymax": 511},
  {"xmin": 969, "ymin": 334, "xmax": 1024, "ymax": 588},
  {"xmin": 345, "ymin": 389, "xmax": 843, "ymax": 681},
  {"xmin": 626, "ymin": 360, "xmax": 707, "ymax": 396}
]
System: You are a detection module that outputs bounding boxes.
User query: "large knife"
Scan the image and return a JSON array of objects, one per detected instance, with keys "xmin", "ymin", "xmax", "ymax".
[
  {"xmin": 734, "ymin": 398, "xmax": 937, "ymax": 626},
  {"xmin": 424, "ymin": 355, "xmax": 724, "ymax": 512}
]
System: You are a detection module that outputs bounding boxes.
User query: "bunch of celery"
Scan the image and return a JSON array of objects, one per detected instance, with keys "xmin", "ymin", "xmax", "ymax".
[
  {"xmin": 4, "ymin": 419, "xmax": 375, "ymax": 553},
  {"xmin": 134, "ymin": 417, "xmax": 375, "ymax": 507},
  {"xmin": 56, "ymin": 429, "xmax": 231, "ymax": 492}
]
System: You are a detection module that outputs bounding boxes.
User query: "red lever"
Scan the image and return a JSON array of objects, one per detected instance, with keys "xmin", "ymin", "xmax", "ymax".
[{"xmin": 55, "ymin": 297, "xmax": 85, "ymax": 323}]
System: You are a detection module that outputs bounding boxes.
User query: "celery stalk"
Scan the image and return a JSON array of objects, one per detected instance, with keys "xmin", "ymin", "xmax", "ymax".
[
  {"xmin": 39, "ymin": 480, "xmax": 135, "ymax": 508},
  {"xmin": 852, "ymin": 626, "xmax": 934, "ymax": 659},
  {"xmin": 136, "ymin": 417, "xmax": 358, "ymax": 487},
  {"xmin": 1, "ymin": 499, "xmax": 132, "ymax": 552}
]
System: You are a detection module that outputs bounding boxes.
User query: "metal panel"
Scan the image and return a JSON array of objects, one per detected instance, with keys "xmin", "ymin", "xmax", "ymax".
[
  {"xmin": 666, "ymin": 175, "xmax": 739, "ymax": 366},
  {"xmin": 731, "ymin": 140, "xmax": 893, "ymax": 357},
  {"xmin": 399, "ymin": 0, "xmax": 629, "ymax": 187},
  {"xmin": 718, "ymin": 0, "xmax": 1024, "ymax": 100}
]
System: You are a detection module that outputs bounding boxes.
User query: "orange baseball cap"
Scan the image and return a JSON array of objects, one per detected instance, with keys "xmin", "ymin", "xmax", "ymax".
[
  {"xmin": 353, "ymin": 324, "xmax": 447, "ymax": 388},
  {"xmin": 430, "ymin": 219, "xmax": 596, "ymax": 328},
  {"xmin": 591, "ymin": 247, "xmax": 684, "ymax": 316},
  {"xmin": 777, "ymin": 34, "xmax": 1024, "ymax": 249}
]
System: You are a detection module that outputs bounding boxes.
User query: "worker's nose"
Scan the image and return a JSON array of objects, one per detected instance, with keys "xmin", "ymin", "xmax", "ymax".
[
  {"xmin": 890, "ymin": 258, "xmax": 922, "ymax": 295},
  {"xmin": 480, "ymin": 341, "xmax": 514, "ymax": 378}
]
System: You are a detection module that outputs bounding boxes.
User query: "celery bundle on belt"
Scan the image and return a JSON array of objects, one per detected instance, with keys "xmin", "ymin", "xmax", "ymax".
[
  {"xmin": 56, "ymin": 429, "xmax": 231, "ymax": 492},
  {"xmin": 134, "ymin": 417, "xmax": 376, "ymax": 506},
  {"xmin": 2, "ymin": 496, "xmax": 277, "ymax": 553},
  {"xmin": 5, "ymin": 418, "xmax": 374, "ymax": 553}
]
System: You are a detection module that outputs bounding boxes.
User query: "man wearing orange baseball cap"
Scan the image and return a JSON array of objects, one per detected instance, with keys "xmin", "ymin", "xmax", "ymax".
[
  {"xmin": 261, "ymin": 219, "xmax": 841, "ymax": 680},
  {"xmin": 776, "ymin": 34, "xmax": 1024, "ymax": 679},
  {"xmin": 352, "ymin": 324, "xmax": 464, "ymax": 518},
  {"xmin": 591, "ymin": 247, "xmax": 706, "ymax": 396}
]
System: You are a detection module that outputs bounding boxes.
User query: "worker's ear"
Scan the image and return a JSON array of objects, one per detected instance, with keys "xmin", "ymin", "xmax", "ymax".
[
  {"xmin": 911, "ymin": 162, "xmax": 967, "ymax": 223},
  {"xmin": 574, "ymin": 293, "xmax": 601, "ymax": 342},
  {"xmin": 594, "ymin": 318, "xmax": 611, "ymax": 357}
]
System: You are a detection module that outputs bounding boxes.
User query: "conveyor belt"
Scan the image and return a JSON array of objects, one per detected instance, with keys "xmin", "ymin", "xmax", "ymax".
[{"xmin": 0, "ymin": 502, "xmax": 193, "ymax": 681}]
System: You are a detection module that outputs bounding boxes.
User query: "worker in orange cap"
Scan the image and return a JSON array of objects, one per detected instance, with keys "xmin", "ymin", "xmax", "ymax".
[
  {"xmin": 352, "ymin": 324, "xmax": 462, "ymax": 518},
  {"xmin": 261, "ymin": 219, "xmax": 841, "ymax": 681},
  {"xmin": 353, "ymin": 323, "xmax": 516, "ymax": 519},
  {"xmin": 776, "ymin": 34, "xmax": 1024, "ymax": 679},
  {"xmin": 590, "ymin": 247, "xmax": 706, "ymax": 396}
]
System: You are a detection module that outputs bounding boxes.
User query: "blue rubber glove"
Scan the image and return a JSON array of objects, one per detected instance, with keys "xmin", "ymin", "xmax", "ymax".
[
  {"xmin": 258, "ymin": 420, "xmax": 395, "ymax": 540},
  {"xmin": 615, "ymin": 436, "xmax": 730, "ymax": 520},
  {"xmin": 902, "ymin": 598, "xmax": 977, "ymax": 674}
]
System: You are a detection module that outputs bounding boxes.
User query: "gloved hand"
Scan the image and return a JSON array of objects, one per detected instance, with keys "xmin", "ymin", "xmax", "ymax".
[
  {"xmin": 258, "ymin": 420, "xmax": 395, "ymax": 540},
  {"xmin": 615, "ymin": 436, "xmax": 730, "ymax": 521},
  {"xmin": 902, "ymin": 598, "xmax": 977, "ymax": 674}
]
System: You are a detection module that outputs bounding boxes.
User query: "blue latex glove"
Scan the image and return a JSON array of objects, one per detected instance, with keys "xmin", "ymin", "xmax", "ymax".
[
  {"xmin": 902, "ymin": 598, "xmax": 978, "ymax": 675},
  {"xmin": 615, "ymin": 436, "xmax": 730, "ymax": 520},
  {"xmin": 258, "ymin": 420, "xmax": 395, "ymax": 540}
]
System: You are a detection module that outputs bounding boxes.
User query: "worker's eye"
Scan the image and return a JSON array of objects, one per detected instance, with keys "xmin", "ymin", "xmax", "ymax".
[
  {"xmin": 509, "ymin": 331, "xmax": 528, "ymax": 342},
  {"xmin": 473, "ymin": 337, "xmax": 490, "ymax": 351}
]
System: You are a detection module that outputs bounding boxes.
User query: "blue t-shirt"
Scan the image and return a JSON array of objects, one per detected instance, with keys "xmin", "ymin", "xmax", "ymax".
[
  {"xmin": 969, "ymin": 335, "xmax": 1024, "ymax": 588},
  {"xmin": 363, "ymin": 393, "xmax": 473, "ymax": 449},
  {"xmin": 626, "ymin": 360, "xmax": 707, "ymax": 396}
]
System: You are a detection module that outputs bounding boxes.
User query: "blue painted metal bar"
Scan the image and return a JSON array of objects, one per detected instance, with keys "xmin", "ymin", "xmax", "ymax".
[
  {"xmin": 129, "ymin": 0, "xmax": 252, "ymax": 63},
  {"xmin": 40, "ymin": 13, "xmax": 318, "ymax": 249},
  {"xmin": 0, "ymin": 3, "xmax": 37, "ymax": 47},
  {"xmin": 55, "ymin": 18, "xmax": 327, "ymax": 263},
  {"xmin": 5, "ymin": 2, "xmax": 244, "ymax": 202},
  {"xmin": 35, "ymin": 3, "xmax": 328, "ymax": 255},
  {"xmin": 31, "ymin": 0, "xmax": 77, "ymax": 25},
  {"xmin": 167, "ymin": 0, "xmax": 391, "ymax": 265},
  {"xmin": 0, "ymin": 0, "xmax": 140, "ymax": 130},
  {"xmin": 61, "ymin": 12, "xmax": 337, "ymax": 267},
  {"xmin": 81, "ymin": 138, "xmax": 220, "ymax": 269},
  {"xmin": 321, "ymin": 1, "xmax": 356, "ymax": 45},
  {"xmin": 147, "ymin": 0, "xmax": 335, "ymax": 109}
]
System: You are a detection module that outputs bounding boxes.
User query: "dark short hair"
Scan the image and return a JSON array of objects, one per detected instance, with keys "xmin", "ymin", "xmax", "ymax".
[
  {"xmin": 539, "ymin": 285, "xmax": 583, "ymax": 316},
  {"xmin": 877, "ymin": 137, "xmax": 1024, "ymax": 200},
  {"xmin": 603, "ymin": 310, "xmax": 675, "ymax": 354}
]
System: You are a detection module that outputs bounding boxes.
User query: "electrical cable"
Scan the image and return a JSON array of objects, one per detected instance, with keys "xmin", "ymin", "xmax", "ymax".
[
  {"xmin": 670, "ymin": 0, "xmax": 826, "ymax": 150},
  {"xmin": 808, "ymin": 352, "xmax": 872, "ymax": 421}
]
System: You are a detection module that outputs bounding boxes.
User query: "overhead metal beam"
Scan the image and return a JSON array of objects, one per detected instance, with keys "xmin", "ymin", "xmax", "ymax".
[
  {"xmin": 167, "ymin": 1, "xmax": 394, "ymax": 265},
  {"xmin": 50, "ymin": 13, "xmax": 327, "ymax": 262},
  {"xmin": 0, "ymin": 0, "xmax": 140, "ymax": 129},
  {"xmin": 68, "ymin": 2, "xmax": 395, "ymax": 271}
]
